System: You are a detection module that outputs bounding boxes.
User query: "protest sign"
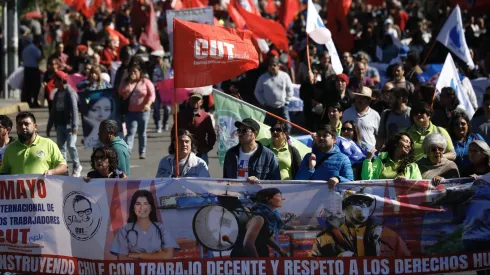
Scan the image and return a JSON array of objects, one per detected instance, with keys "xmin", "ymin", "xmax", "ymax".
[
  {"xmin": 166, "ymin": 7, "xmax": 214, "ymax": 54},
  {"xmin": 0, "ymin": 176, "xmax": 489, "ymax": 275},
  {"xmin": 78, "ymin": 89, "xmax": 119, "ymax": 148}
]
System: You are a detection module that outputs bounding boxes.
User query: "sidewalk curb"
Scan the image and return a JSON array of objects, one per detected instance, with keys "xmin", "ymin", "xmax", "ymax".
[{"xmin": 0, "ymin": 103, "xmax": 30, "ymax": 115}]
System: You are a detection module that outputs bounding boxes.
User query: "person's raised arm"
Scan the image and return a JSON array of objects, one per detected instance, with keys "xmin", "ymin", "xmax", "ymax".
[{"xmin": 243, "ymin": 216, "xmax": 264, "ymax": 257}]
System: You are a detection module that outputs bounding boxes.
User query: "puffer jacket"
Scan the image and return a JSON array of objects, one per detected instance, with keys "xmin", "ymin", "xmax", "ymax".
[{"xmin": 295, "ymin": 145, "xmax": 354, "ymax": 182}]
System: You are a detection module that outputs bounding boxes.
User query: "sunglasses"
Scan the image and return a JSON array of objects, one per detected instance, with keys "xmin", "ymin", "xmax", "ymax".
[
  {"xmin": 270, "ymin": 128, "xmax": 283, "ymax": 133},
  {"xmin": 430, "ymin": 147, "xmax": 444, "ymax": 153},
  {"xmin": 341, "ymin": 127, "xmax": 354, "ymax": 132},
  {"xmin": 237, "ymin": 128, "xmax": 253, "ymax": 134}
]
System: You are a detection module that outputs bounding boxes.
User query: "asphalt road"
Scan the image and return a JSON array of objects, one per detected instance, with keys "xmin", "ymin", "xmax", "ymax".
[{"xmin": 13, "ymin": 108, "xmax": 223, "ymax": 178}]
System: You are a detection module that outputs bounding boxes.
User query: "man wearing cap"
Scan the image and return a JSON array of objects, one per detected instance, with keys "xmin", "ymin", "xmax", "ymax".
[
  {"xmin": 172, "ymin": 93, "xmax": 216, "ymax": 164},
  {"xmin": 386, "ymin": 63, "xmax": 417, "ymax": 105},
  {"xmin": 223, "ymin": 118, "xmax": 280, "ymax": 181},
  {"xmin": 311, "ymin": 188, "xmax": 410, "ymax": 257},
  {"xmin": 255, "ymin": 57, "xmax": 294, "ymax": 133},
  {"xmin": 296, "ymin": 124, "xmax": 353, "ymax": 186},
  {"xmin": 343, "ymin": 87, "xmax": 380, "ymax": 149},
  {"xmin": 46, "ymin": 71, "xmax": 83, "ymax": 177},
  {"xmin": 0, "ymin": 115, "xmax": 15, "ymax": 167}
]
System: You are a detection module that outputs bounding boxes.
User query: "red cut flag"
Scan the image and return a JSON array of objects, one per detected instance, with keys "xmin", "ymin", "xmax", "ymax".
[
  {"xmin": 234, "ymin": 1, "xmax": 288, "ymax": 51},
  {"xmin": 279, "ymin": 0, "xmax": 300, "ymax": 28},
  {"xmin": 173, "ymin": 19, "xmax": 259, "ymax": 88},
  {"xmin": 139, "ymin": 1, "xmax": 163, "ymax": 51},
  {"xmin": 327, "ymin": 0, "xmax": 354, "ymax": 53}
]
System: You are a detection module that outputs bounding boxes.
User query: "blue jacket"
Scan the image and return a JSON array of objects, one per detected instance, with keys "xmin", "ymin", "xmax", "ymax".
[
  {"xmin": 156, "ymin": 153, "xmax": 210, "ymax": 178},
  {"xmin": 223, "ymin": 142, "xmax": 280, "ymax": 180},
  {"xmin": 295, "ymin": 145, "xmax": 354, "ymax": 182}
]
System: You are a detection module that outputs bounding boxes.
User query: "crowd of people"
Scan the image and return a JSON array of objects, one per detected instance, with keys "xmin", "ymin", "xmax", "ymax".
[{"xmin": 1, "ymin": 0, "xmax": 490, "ymax": 188}]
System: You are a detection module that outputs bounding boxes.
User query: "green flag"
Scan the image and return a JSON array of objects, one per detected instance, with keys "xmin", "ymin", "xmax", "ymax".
[{"xmin": 213, "ymin": 90, "xmax": 310, "ymax": 166}]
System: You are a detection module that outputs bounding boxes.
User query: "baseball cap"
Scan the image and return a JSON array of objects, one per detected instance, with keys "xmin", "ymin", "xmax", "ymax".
[
  {"xmin": 234, "ymin": 118, "xmax": 260, "ymax": 132},
  {"xmin": 54, "ymin": 71, "xmax": 68, "ymax": 81},
  {"xmin": 189, "ymin": 93, "xmax": 203, "ymax": 100}
]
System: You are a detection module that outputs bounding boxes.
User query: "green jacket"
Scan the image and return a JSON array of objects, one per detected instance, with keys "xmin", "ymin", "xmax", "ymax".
[
  {"xmin": 362, "ymin": 152, "xmax": 422, "ymax": 180},
  {"xmin": 111, "ymin": 137, "xmax": 131, "ymax": 176}
]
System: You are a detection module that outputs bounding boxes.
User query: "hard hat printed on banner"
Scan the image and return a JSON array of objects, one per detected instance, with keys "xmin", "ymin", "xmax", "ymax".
[{"xmin": 173, "ymin": 19, "xmax": 259, "ymax": 88}]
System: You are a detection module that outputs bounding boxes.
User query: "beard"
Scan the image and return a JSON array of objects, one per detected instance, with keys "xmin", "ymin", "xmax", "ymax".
[{"xmin": 18, "ymin": 132, "xmax": 34, "ymax": 143}]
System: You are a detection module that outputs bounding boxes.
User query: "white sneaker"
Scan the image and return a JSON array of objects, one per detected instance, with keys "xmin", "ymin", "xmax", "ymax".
[{"xmin": 73, "ymin": 166, "xmax": 83, "ymax": 177}]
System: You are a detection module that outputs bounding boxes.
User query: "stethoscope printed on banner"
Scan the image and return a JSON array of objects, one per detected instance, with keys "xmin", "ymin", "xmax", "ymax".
[{"xmin": 125, "ymin": 223, "xmax": 165, "ymax": 249}]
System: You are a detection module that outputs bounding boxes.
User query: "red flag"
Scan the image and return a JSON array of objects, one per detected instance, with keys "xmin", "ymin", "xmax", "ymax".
[
  {"xmin": 234, "ymin": 0, "xmax": 288, "ymax": 51},
  {"xmin": 105, "ymin": 27, "xmax": 130, "ymax": 50},
  {"xmin": 327, "ymin": 0, "xmax": 354, "ymax": 53},
  {"xmin": 279, "ymin": 0, "xmax": 300, "ymax": 28},
  {"xmin": 228, "ymin": 0, "xmax": 260, "ymax": 29},
  {"xmin": 64, "ymin": 0, "xmax": 103, "ymax": 18},
  {"xmin": 265, "ymin": 0, "xmax": 277, "ymax": 15},
  {"xmin": 139, "ymin": 1, "xmax": 163, "ymax": 51},
  {"xmin": 173, "ymin": 19, "xmax": 259, "ymax": 88}
]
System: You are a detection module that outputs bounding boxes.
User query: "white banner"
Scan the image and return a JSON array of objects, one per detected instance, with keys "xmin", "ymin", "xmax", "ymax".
[{"xmin": 166, "ymin": 7, "xmax": 214, "ymax": 54}]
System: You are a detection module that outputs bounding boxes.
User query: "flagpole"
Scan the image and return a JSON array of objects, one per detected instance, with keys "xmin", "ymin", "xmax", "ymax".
[
  {"xmin": 421, "ymin": 39, "xmax": 437, "ymax": 66},
  {"xmin": 306, "ymin": 35, "xmax": 311, "ymax": 72},
  {"xmin": 173, "ymin": 21, "xmax": 180, "ymax": 177},
  {"xmin": 213, "ymin": 89, "xmax": 313, "ymax": 135}
]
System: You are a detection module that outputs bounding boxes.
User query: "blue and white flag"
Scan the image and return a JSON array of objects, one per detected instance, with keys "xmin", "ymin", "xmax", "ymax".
[
  {"xmin": 306, "ymin": 0, "xmax": 343, "ymax": 74},
  {"xmin": 436, "ymin": 5, "xmax": 475, "ymax": 69},
  {"xmin": 436, "ymin": 54, "xmax": 475, "ymax": 118}
]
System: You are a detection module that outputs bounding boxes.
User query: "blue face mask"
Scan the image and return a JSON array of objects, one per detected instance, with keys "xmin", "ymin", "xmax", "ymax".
[{"xmin": 252, "ymin": 203, "xmax": 285, "ymax": 233}]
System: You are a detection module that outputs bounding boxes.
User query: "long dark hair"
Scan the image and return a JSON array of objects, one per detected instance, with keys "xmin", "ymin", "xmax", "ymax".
[
  {"xmin": 383, "ymin": 132, "xmax": 415, "ymax": 175},
  {"xmin": 127, "ymin": 190, "xmax": 159, "ymax": 223},
  {"xmin": 343, "ymin": 120, "xmax": 362, "ymax": 146},
  {"xmin": 448, "ymin": 110, "xmax": 472, "ymax": 140},
  {"xmin": 90, "ymin": 147, "xmax": 119, "ymax": 172},
  {"xmin": 168, "ymin": 129, "xmax": 197, "ymax": 154}
]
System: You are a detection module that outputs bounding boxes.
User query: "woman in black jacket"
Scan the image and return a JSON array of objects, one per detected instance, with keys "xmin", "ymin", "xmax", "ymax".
[{"xmin": 267, "ymin": 122, "xmax": 301, "ymax": 180}]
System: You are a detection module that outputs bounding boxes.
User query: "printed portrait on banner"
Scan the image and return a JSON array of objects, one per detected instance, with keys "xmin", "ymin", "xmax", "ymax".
[{"xmin": 78, "ymin": 89, "xmax": 119, "ymax": 148}]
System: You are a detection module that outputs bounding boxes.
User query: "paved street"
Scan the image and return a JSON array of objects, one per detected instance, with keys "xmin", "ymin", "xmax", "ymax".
[{"xmin": 14, "ymin": 108, "xmax": 223, "ymax": 178}]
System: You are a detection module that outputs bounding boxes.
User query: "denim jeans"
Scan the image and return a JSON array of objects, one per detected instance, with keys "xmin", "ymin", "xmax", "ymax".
[
  {"xmin": 153, "ymin": 94, "xmax": 171, "ymax": 129},
  {"xmin": 56, "ymin": 126, "xmax": 81, "ymax": 171},
  {"xmin": 125, "ymin": 110, "xmax": 150, "ymax": 154},
  {"xmin": 264, "ymin": 105, "xmax": 291, "ymax": 133}
]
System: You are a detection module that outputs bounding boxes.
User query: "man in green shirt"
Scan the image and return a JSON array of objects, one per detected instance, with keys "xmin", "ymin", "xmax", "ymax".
[{"xmin": 0, "ymin": 112, "xmax": 67, "ymax": 175}]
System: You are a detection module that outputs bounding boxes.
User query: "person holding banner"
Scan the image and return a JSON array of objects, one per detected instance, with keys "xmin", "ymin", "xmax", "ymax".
[
  {"xmin": 416, "ymin": 133, "xmax": 460, "ymax": 185},
  {"xmin": 362, "ymin": 133, "xmax": 421, "ymax": 180},
  {"xmin": 230, "ymin": 188, "xmax": 288, "ymax": 258},
  {"xmin": 111, "ymin": 190, "xmax": 179, "ymax": 260},
  {"xmin": 296, "ymin": 124, "xmax": 354, "ymax": 187},
  {"xmin": 155, "ymin": 129, "xmax": 210, "ymax": 178},
  {"xmin": 84, "ymin": 147, "xmax": 127, "ymax": 180}
]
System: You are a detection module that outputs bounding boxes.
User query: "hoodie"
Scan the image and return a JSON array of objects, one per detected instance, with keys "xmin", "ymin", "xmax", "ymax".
[
  {"xmin": 110, "ymin": 137, "xmax": 131, "ymax": 176},
  {"xmin": 295, "ymin": 145, "xmax": 354, "ymax": 182}
]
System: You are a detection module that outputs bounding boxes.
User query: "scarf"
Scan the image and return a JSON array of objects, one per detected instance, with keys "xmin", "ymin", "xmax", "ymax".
[{"xmin": 251, "ymin": 203, "xmax": 284, "ymax": 233}]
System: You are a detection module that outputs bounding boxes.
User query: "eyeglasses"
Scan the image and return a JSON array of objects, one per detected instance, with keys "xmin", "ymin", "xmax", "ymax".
[
  {"xmin": 270, "ymin": 128, "xmax": 283, "ymax": 133},
  {"xmin": 430, "ymin": 147, "xmax": 444, "ymax": 153},
  {"xmin": 237, "ymin": 128, "xmax": 253, "ymax": 134},
  {"xmin": 341, "ymin": 127, "xmax": 354, "ymax": 132},
  {"xmin": 76, "ymin": 208, "xmax": 92, "ymax": 216}
]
